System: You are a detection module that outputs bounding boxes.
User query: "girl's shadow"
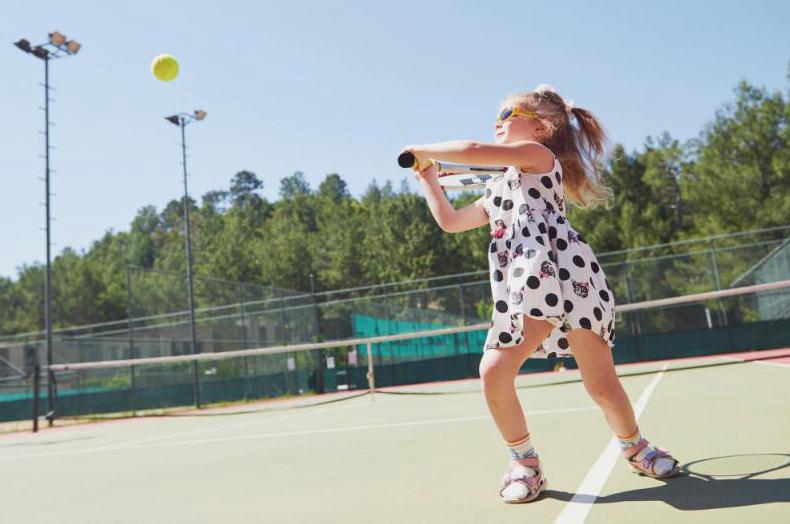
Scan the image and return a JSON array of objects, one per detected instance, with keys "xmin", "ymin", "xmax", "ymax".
[{"xmin": 544, "ymin": 453, "xmax": 790, "ymax": 510}]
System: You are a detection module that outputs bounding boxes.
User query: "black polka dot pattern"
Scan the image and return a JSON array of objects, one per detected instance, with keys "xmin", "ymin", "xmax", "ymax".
[
  {"xmin": 481, "ymin": 163, "xmax": 614, "ymax": 357},
  {"xmin": 593, "ymin": 307, "xmax": 602, "ymax": 321}
]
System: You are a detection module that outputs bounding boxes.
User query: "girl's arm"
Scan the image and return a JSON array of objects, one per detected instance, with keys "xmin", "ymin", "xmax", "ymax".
[
  {"xmin": 416, "ymin": 163, "xmax": 489, "ymax": 233},
  {"xmin": 405, "ymin": 140, "xmax": 552, "ymax": 172}
]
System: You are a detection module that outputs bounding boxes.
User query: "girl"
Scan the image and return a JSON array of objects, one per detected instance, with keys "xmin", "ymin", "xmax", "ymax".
[{"xmin": 402, "ymin": 84, "xmax": 679, "ymax": 503}]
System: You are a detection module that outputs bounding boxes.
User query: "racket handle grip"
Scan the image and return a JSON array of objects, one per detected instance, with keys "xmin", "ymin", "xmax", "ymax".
[{"xmin": 397, "ymin": 151, "xmax": 416, "ymax": 168}]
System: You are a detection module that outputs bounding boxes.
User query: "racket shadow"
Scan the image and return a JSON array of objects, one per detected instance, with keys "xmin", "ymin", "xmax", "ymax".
[{"xmin": 542, "ymin": 453, "xmax": 790, "ymax": 511}]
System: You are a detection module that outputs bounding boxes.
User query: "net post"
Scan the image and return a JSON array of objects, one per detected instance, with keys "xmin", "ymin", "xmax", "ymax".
[
  {"xmin": 32, "ymin": 363, "xmax": 40, "ymax": 433},
  {"xmin": 366, "ymin": 342, "xmax": 375, "ymax": 401}
]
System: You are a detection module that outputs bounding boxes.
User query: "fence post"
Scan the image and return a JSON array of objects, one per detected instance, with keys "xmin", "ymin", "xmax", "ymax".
[
  {"xmin": 709, "ymin": 240, "xmax": 728, "ymax": 326},
  {"xmin": 458, "ymin": 282, "xmax": 466, "ymax": 324},
  {"xmin": 239, "ymin": 283, "xmax": 249, "ymax": 401},
  {"xmin": 622, "ymin": 255, "xmax": 641, "ymax": 336},
  {"xmin": 126, "ymin": 266, "xmax": 136, "ymax": 415}
]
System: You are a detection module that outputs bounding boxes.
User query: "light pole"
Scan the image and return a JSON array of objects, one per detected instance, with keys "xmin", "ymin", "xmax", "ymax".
[
  {"xmin": 14, "ymin": 32, "xmax": 81, "ymax": 428},
  {"xmin": 165, "ymin": 110, "xmax": 206, "ymax": 408}
]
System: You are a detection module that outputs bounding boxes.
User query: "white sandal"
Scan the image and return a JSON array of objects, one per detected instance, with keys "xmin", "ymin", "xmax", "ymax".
[{"xmin": 499, "ymin": 457, "xmax": 548, "ymax": 503}]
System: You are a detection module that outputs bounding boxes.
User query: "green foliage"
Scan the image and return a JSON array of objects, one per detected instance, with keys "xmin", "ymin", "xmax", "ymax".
[{"xmin": 1, "ymin": 74, "xmax": 788, "ymax": 335}]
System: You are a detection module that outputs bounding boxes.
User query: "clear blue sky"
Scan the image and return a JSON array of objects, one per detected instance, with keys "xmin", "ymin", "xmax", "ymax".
[{"xmin": 2, "ymin": 0, "xmax": 788, "ymax": 279}]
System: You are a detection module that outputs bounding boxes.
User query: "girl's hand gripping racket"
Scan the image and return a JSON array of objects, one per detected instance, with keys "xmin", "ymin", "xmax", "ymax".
[{"xmin": 398, "ymin": 151, "xmax": 508, "ymax": 190}]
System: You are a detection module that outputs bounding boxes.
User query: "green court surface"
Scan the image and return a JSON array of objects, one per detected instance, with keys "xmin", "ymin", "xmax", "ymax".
[{"xmin": 1, "ymin": 350, "xmax": 789, "ymax": 524}]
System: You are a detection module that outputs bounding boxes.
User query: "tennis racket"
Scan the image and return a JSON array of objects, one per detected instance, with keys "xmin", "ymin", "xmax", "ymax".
[{"xmin": 397, "ymin": 151, "xmax": 508, "ymax": 190}]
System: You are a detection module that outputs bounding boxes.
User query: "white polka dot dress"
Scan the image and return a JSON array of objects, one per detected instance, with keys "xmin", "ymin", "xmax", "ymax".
[{"xmin": 483, "ymin": 154, "xmax": 616, "ymax": 357}]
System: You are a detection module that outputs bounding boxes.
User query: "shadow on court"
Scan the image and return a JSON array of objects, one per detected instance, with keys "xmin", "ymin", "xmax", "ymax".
[{"xmin": 544, "ymin": 453, "xmax": 790, "ymax": 511}]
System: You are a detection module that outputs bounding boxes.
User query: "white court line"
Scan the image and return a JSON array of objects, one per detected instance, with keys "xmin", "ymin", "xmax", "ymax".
[
  {"xmin": 752, "ymin": 360, "xmax": 790, "ymax": 369},
  {"xmin": 95, "ymin": 393, "xmax": 400, "ymax": 451},
  {"xmin": 553, "ymin": 363, "xmax": 669, "ymax": 524},
  {"xmin": 2, "ymin": 394, "xmax": 400, "ymax": 455},
  {"xmin": 720, "ymin": 356, "xmax": 790, "ymax": 369},
  {"xmin": 0, "ymin": 405, "xmax": 599, "ymax": 461}
]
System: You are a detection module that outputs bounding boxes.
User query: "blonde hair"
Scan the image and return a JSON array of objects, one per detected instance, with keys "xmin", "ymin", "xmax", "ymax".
[{"xmin": 501, "ymin": 87, "xmax": 613, "ymax": 209}]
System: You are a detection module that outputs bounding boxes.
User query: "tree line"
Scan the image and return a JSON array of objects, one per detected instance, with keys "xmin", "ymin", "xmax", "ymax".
[{"xmin": 1, "ymin": 76, "xmax": 788, "ymax": 336}]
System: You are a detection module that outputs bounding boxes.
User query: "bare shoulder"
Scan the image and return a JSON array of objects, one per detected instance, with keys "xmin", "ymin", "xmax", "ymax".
[{"xmin": 515, "ymin": 141, "xmax": 555, "ymax": 174}]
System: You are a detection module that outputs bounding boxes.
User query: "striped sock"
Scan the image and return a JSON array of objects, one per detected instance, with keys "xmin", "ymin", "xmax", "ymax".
[
  {"xmin": 617, "ymin": 427, "xmax": 675, "ymax": 476},
  {"xmin": 616, "ymin": 427, "xmax": 641, "ymax": 451},
  {"xmin": 506, "ymin": 434, "xmax": 538, "ymax": 460}
]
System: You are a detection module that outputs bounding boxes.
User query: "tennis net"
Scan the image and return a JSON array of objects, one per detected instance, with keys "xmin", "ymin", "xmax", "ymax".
[{"xmin": 4, "ymin": 279, "xmax": 789, "ymax": 428}]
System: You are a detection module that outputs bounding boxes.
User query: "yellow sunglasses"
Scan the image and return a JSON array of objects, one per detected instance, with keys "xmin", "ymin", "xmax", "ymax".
[{"xmin": 497, "ymin": 106, "xmax": 538, "ymax": 123}]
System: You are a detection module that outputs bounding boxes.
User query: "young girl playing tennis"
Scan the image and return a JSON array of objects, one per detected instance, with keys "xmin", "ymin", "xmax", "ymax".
[{"xmin": 402, "ymin": 84, "xmax": 680, "ymax": 503}]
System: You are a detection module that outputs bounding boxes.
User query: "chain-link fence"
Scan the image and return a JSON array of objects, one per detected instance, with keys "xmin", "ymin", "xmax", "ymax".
[{"xmin": 1, "ymin": 225, "xmax": 788, "ymax": 423}]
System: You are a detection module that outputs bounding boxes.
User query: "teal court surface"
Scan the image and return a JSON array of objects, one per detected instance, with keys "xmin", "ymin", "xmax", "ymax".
[{"xmin": 1, "ymin": 348, "xmax": 789, "ymax": 524}]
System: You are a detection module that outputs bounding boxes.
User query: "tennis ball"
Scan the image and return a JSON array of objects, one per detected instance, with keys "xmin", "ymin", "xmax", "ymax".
[{"xmin": 151, "ymin": 54, "xmax": 179, "ymax": 82}]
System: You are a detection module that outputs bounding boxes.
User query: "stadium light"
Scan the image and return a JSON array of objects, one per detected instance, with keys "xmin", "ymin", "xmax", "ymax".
[
  {"xmin": 66, "ymin": 40, "xmax": 81, "ymax": 54},
  {"xmin": 13, "ymin": 32, "xmax": 81, "ymax": 430},
  {"xmin": 163, "ymin": 109, "xmax": 207, "ymax": 408},
  {"xmin": 49, "ymin": 31, "xmax": 66, "ymax": 46},
  {"xmin": 13, "ymin": 39, "xmax": 32, "ymax": 53}
]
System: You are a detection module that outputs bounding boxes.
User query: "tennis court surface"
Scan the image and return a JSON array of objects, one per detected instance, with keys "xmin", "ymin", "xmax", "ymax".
[{"xmin": 2, "ymin": 347, "xmax": 789, "ymax": 524}]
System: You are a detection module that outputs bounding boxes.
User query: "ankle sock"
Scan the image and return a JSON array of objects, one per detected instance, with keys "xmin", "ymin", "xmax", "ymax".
[
  {"xmin": 506, "ymin": 434, "xmax": 538, "ymax": 460},
  {"xmin": 617, "ymin": 427, "xmax": 675, "ymax": 476},
  {"xmin": 616, "ymin": 427, "xmax": 641, "ymax": 451}
]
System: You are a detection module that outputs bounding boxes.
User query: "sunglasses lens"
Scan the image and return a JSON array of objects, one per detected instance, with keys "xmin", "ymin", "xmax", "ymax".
[{"xmin": 499, "ymin": 108, "xmax": 513, "ymax": 122}]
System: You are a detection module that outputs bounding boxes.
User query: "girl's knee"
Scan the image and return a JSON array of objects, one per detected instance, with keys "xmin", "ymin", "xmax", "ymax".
[
  {"xmin": 479, "ymin": 352, "xmax": 518, "ymax": 388},
  {"xmin": 584, "ymin": 378, "xmax": 622, "ymax": 405}
]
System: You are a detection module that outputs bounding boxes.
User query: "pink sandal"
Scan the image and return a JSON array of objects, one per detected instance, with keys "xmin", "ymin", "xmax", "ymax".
[
  {"xmin": 499, "ymin": 457, "xmax": 548, "ymax": 503},
  {"xmin": 622, "ymin": 438, "xmax": 680, "ymax": 479}
]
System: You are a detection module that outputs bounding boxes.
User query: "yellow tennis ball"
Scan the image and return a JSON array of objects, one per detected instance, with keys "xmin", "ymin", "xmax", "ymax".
[{"xmin": 151, "ymin": 54, "xmax": 179, "ymax": 82}]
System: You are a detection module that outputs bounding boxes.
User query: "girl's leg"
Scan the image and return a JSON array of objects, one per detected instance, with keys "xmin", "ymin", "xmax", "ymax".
[
  {"xmin": 479, "ymin": 317, "xmax": 555, "ymax": 442},
  {"xmin": 567, "ymin": 328, "xmax": 679, "ymax": 478},
  {"xmin": 566, "ymin": 328, "xmax": 636, "ymax": 437},
  {"xmin": 482, "ymin": 317, "xmax": 555, "ymax": 502}
]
